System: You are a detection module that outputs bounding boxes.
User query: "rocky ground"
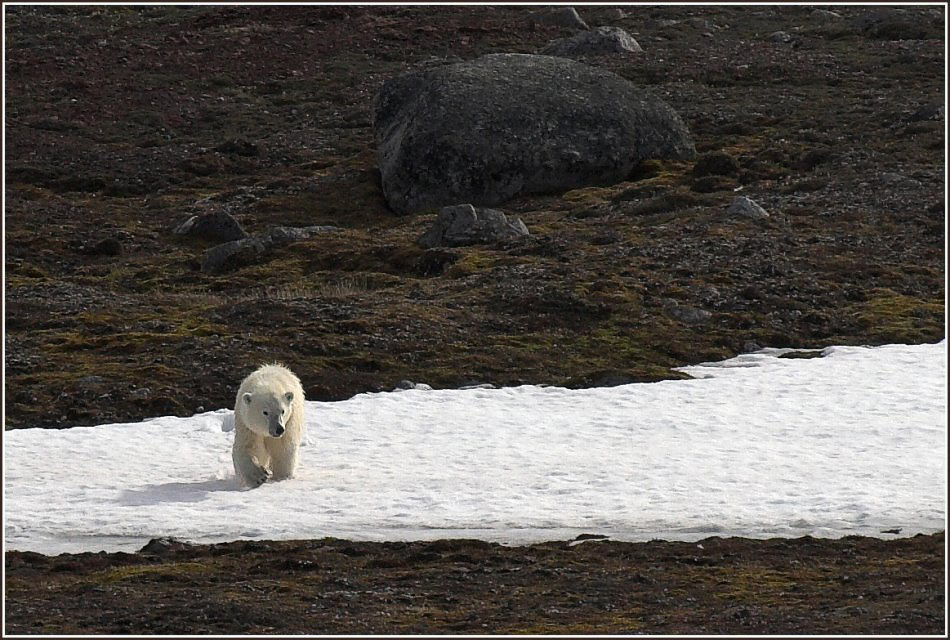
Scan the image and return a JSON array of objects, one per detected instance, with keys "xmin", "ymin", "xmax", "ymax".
[
  {"xmin": 3, "ymin": 4, "xmax": 945, "ymax": 634},
  {"xmin": 5, "ymin": 533, "xmax": 945, "ymax": 634}
]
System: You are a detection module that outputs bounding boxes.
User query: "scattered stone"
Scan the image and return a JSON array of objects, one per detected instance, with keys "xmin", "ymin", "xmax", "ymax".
[
  {"xmin": 692, "ymin": 150, "xmax": 740, "ymax": 177},
  {"xmin": 908, "ymin": 103, "xmax": 944, "ymax": 122},
  {"xmin": 573, "ymin": 533, "xmax": 609, "ymax": 541},
  {"xmin": 540, "ymin": 26, "xmax": 643, "ymax": 58},
  {"xmin": 663, "ymin": 299, "xmax": 712, "ymax": 325},
  {"xmin": 796, "ymin": 147, "xmax": 835, "ymax": 170},
  {"xmin": 569, "ymin": 533, "xmax": 610, "ymax": 546},
  {"xmin": 740, "ymin": 285, "xmax": 761, "ymax": 300},
  {"xmin": 174, "ymin": 211, "xmax": 247, "ymax": 243},
  {"xmin": 689, "ymin": 284, "xmax": 721, "ymax": 305},
  {"xmin": 742, "ymin": 341, "xmax": 762, "ymax": 353},
  {"xmin": 527, "ymin": 6, "xmax": 589, "ymax": 31},
  {"xmin": 374, "ymin": 53, "xmax": 695, "ymax": 214},
  {"xmin": 728, "ymin": 196, "xmax": 770, "ymax": 220},
  {"xmin": 85, "ymin": 237, "xmax": 122, "ymax": 256},
  {"xmin": 129, "ymin": 388, "xmax": 151, "ymax": 400},
  {"xmin": 214, "ymin": 138, "xmax": 259, "ymax": 157},
  {"xmin": 880, "ymin": 172, "xmax": 921, "ymax": 186},
  {"xmin": 202, "ymin": 236, "xmax": 269, "ymax": 275},
  {"xmin": 811, "ymin": 8, "xmax": 842, "ymax": 19},
  {"xmin": 77, "ymin": 375, "xmax": 105, "ymax": 388},
  {"xmin": 586, "ymin": 372, "xmax": 638, "ymax": 387},
  {"xmin": 418, "ymin": 204, "xmax": 529, "ymax": 249},
  {"xmin": 646, "ymin": 18, "xmax": 680, "ymax": 29},
  {"xmin": 881, "ymin": 527, "xmax": 903, "ymax": 535},
  {"xmin": 394, "ymin": 380, "xmax": 433, "ymax": 391},
  {"xmin": 846, "ymin": 8, "xmax": 938, "ymax": 40},
  {"xmin": 415, "ymin": 248, "xmax": 460, "ymax": 277},
  {"xmin": 201, "ymin": 225, "xmax": 337, "ymax": 274},
  {"xmin": 139, "ymin": 537, "xmax": 194, "ymax": 555},
  {"xmin": 778, "ymin": 351, "xmax": 824, "ymax": 359},
  {"xmin": 685, "ymin": 17, "xmax": 718, "ymax": 31},
  {"xmin": 767, "ymin": 30, "xmax": 793, "ymax": 43}
]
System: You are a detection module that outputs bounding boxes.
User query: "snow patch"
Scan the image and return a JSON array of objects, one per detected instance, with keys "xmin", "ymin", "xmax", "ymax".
[{"xmin": 4, "ymin": 341, "xmax": 946, "ymax": 555}]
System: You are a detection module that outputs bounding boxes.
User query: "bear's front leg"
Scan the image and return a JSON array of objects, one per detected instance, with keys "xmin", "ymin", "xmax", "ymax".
[
  {"xmin": 233, "ymin": 447, "xmax": 270, "ymax": 488},
  {"xmin": 269, "ymin": 444, "xmax": 299, "ymax": 481}
]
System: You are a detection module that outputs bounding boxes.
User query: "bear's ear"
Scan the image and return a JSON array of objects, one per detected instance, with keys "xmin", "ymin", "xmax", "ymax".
[
  {"xmin": 242, "ymin": 392, "xmax": 253, "ymax": 405},
  {"xmin": 284, "ymin": 391, "xmax": 294, "ymax": 403}
]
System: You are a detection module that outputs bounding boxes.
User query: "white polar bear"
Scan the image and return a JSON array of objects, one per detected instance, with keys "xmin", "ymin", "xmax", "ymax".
[{"xmin": 232, "ymin": 363, "xmax": 306, "ymax": 488}]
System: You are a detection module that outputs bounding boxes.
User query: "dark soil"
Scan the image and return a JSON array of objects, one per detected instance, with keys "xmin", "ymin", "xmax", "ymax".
[
  {"xmin": 3, "ymin": 4, "xmax": 945, "ymax": 635},
  {"xmin": 4, "ymin": 533, "xmax": 945, "ymax": 635}
]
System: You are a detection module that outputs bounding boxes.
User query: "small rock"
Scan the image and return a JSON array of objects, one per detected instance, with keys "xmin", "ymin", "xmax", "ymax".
[
  {"xmin": 569, "ymin": 533, "xmax": 610, "ymax": 546},
  {"xmin": 689, "ymin": 284, "xmax": 721, "ymax": 304},
  {"xmin": 692, "ymin": 151, "xmax": 740, "ymax": 177},
  {"xmin": 86, "ymin": 237, "xmax": 122, "ymax": 256},
  {"xmin": 663, "ymin": 299, "xmax": 712, "ymax": 325},
  {"xmin": 214, "ymin": 138, "xmax": 259, "ymax": 157},
  {"xmin": 742, "ymin": 341, "xmax": 762, "ymax": 353},
  {"xmin": 767, "ymin": 30, "xmax": 793, "ymax": 43},
  {"xmin": 129, "ymin": 388, "xmax": 151, "ymax": 400},
  {"xmin": 573, "ymin": 533, "xmax": 609, "ymax": 541},
  {"xmin": 394, "ymin": 380, "xmax": 415, "ymax": 390},
  {"xmin": 528, "ymin": 6, "xmax": 589, "ymax": 30},
  {"xmin": 201, "ymin": 236, "xmax": 269, "ymax": 274},
  {"xmin": 139, "ymin": 537, "xmax": 194, "ymax": 554},
  {"xmin": 201, "ymin": 225, "xmax": 337, "ymax": 274},
  {"xmin": 847, "ymin": 8, "xmax": 938, "ymax": 40},
  {"xmin": 811, "ymin": 8, "xmax": 842, "ymax": 19},
  {"xmin": 796, "ymin": 148, "xmax": 834, "ymax": 170},
  {"xmin": 418, "ymin": 204, "xmax": 529, "ymax": 249},
  {"xmin": 728, "ymin": 196, "xmax": 770, "ymax": 219},
  {"xmin": 646, "ymin": 18, "xmax": 680, "ymax": 29},
  {"xmin": 77, "ymin": 375, "xmax": 106, "ymax": 388},
  {"xmin": 740, "ymin": 285, "xmax": 761, "ymax": 300},
  {"xmin": 174, "ymin": 211, "xmax": 247, "ymax": 242},
  {"xmin": 908, "ymin": 103, "xmax": 944, "ymax": 122},
  {"xmin": 685, "ymin": 17, "xmax": 718, "ymax": 30},
  {"xmin": 880, "ymin": 172, "xmax": 920, "ymax": 186},
  {"xmin": 587, "ymin": 372, "xmax": 638, "ymax": 387},
  {"xmin": 540, "ymin": 26, "xmax": 643, "ymax": 58}
]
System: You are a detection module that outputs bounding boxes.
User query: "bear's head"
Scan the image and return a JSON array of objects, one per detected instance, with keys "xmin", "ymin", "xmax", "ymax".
[{"xmin": 241, "ymin": 390, "xmax": 294, "ymax": 438}]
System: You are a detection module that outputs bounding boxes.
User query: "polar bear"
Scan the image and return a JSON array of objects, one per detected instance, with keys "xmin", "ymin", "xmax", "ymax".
[{"xmin": 232, "ymin": 363, "xmax": 306, "ymax": 488}]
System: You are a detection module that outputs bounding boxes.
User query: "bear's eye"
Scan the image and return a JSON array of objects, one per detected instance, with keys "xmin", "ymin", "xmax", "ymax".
[
  {"xmin": 281, "ymin": 409, "xmax": 285, "ymax": 415},
  {"xmin": 262, "ymin": 410, "xmax": 269, "ymax": 416}
]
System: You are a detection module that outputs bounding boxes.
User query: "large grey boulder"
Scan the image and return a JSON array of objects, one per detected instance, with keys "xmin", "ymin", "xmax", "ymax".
[
  {"xmin": 540, "ymin": 26, "xmax": 643, "ymax": 58},
  {"xmin": 418, "ymin": 204, "xmax": 529, "ymax": 248},
  {"xmin": 374, "ymin": 53, "xmax": 695, "ymax": 215}
]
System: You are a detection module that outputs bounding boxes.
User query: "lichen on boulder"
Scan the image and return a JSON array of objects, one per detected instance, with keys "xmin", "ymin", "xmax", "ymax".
[{"xmin": 373, "ymin": 53, "xmax": 696, "ymax": 214}]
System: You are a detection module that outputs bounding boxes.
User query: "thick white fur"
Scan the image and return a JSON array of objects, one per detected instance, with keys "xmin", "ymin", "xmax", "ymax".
[{"xmin": 232, "ymin": 363, "xmax": 305, "ymax": 487}]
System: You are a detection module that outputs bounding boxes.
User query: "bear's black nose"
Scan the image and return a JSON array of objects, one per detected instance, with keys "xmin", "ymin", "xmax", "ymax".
[{"xmin": 274, "ymin": 426, "xmax": 285, "ymax": 436}]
